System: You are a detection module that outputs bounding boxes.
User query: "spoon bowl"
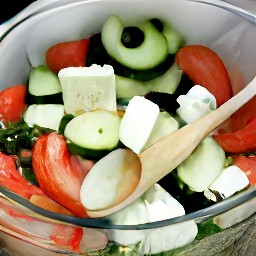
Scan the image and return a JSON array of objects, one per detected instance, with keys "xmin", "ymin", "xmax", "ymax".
[{"xmin": 84, "ymin": 76, "xmax": 256, "ymax": 218}]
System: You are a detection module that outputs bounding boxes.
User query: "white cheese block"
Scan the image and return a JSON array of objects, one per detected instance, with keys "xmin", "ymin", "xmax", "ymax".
[
  {"xmin": 107, "ymin": 184, "xmax": 197, "ymax": 255},
  {"xmin": 176, "ymin": 85, "xmax": 217, "ymax": 123},
  {"xmin": 119, "ymin": 96, "xmax": 160, "ymax": 154},
  {"xmin": 107, "ymin": 184, "xmax": 185, "ymax": 225},
  {"xmin": 143, "ymin": 184, "xmax": 185, "ymax": 222},
  {"xmin": 204, "ymin": 165, "xmax": 249, "ymax": 202},
  {"xmin": 107, "ymin": 197, "xmax": 149, "ymax": 225},
  {"xmin": 23, "ymin": 104, "xmax": 65, "ymax": 131},
  {"xmin": 58, "ymin": 64, "xmax": 116, "ymax": 114}
]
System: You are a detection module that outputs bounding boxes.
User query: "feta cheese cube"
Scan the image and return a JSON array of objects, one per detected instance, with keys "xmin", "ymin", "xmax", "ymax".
[
  {"xmin": 119, "ymin": 96, "xmax": 160, "ymax": 154},
  {"xmin": 58, "ymin": 64, "xmax": 116, "ymax": 114},
  {"xmin": 204, "ymin": 165, "xmax": 250, "ymax": 202}
]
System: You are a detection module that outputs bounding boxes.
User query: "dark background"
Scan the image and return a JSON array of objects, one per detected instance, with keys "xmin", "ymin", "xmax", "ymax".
[{"xmin": 0, "ymin": 0, "xmax": 35, "ymax": 24}]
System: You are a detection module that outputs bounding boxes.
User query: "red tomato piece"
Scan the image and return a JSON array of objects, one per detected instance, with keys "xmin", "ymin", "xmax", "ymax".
[
  {"xmin": 175, "ymin": 45, "xmax": 233, "ymax": 106},
  {"xmin": 0, "ymin": 151, "xmax": 16, "ymax": 171},
  {"xmin": 45, "ymin": 38, "xmax": 90, "ymax": 73},
  {"xmin": 213, "ymin": 116, "xmax": 256, "ymax": 154},
  {"xmin": 0, "ymin": 152, "xmax": 75, "ymax": 215},
  {"xmin": 32, "ymin": 132, "xmax": 90, "ymax": 217},
  {"xmin": 218, "ymin": 96, "xmax": 256, "ymax": 133},
  {"xmin": 232, "ymin": 155, "xmax": 256, "ymax": 185},
  {"xmin": 0, "ymin": 84, "xmax": 27, "ymax": 123},
  {"xmin": 49, "ymin": 225, "xmax": 83, "ymax": 252},
  {"xmin": 71, "ymin": 155, "xmax": 94, "ymax": 178},
  {"xmin": 0, "ymin": 152, "xmax": 43, "ymax": 199}
]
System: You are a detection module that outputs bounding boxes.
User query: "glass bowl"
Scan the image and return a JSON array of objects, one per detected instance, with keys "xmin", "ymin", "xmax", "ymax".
[{"xmin": 0, "ymin": 0, "xmax": 256, "ymax": 255}]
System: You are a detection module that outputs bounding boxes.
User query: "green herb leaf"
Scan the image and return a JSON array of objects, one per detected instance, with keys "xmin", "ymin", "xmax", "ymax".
[
  {"xmin": 196, "ymin": 219, "xmax": 222, "ymax": 240},
  {"xmin": 0, "ymin": 120, "xmax": 54, "ymax": 155}
]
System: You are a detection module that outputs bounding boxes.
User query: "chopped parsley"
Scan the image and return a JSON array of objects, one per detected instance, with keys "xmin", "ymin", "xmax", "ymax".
[{"xmin": 0, "ymin": 119, "xmax": 53, "ymax": 154}]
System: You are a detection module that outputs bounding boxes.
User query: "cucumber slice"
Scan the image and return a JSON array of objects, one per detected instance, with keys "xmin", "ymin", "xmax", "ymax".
[
  {"xmin": 116, "ymin": 75, "xmax": 151, "ymax": 99},
  {"xmin": 87, "ymin": 33, "xmax": 174, "ymax": 82},
  {"xmin": 116, "ymin": 63, "xmax": 182, "ymax": 99},
  {"xmin": 177, "ymin": 137, "xmax": 226, "ymax": 192},
  {"xmin": 101, "ymin": 15, "xmax": 168, "ymax": 70},
  {"xmin": 149, "ymin": 63, "xmax": 182, "ymax": 93},
  {"xmin": 64, "ymin": 110, "xmax": 121, "ymax": 154},
  {"xmin": 150, "ymin": 18, "xmax": 185, "ymax": 54},
  {"xmin": 144, "ymin": 111, "xmax": 179, "ymax": 149},
  {"xmin": 27, "ymin": 65, "xmax": 62, "ymax": 104},
  {"xmin": 162, "ymin": 24, "xmax": 185, "ymax": 54},
  {"xmin": 23, "ymin": 104, "xmax": 65, "ymax": 131}
]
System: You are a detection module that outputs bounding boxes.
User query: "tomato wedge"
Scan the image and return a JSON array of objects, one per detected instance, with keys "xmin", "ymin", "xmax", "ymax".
[
  {"xmin": 45, "ymin": 38, "xmax": 90, "ymax": 73},
  {"xmin": 232, "ymin": 155, "xmax": 256, "ymax": 185},
  {"xmin": 32, "ymin": 132, "xmax": 90, "ymax": 217},
  {"xmin": 0, "ymin": 84, "xmax": 27, "ymax": 123},
  {"xmin": 218, "ymin": 96, "xmax": 256, "ymax": 134},
  {"xmin": 175, "ymin": 45, "xmax": 233, "ymax": 106},
  {"xmin": 214, "ymin": 116, "xmax": 256, "ymax": 154},
  {"xmin": 0, "ymin": 151, "xmax": 16, "ymax": 170},
  {"xmin": 0, "ymin": 151, "xmax": 73, "ymax": 215},
  {"xmin": 0, "ymin": 152, "xmax": 43, "ymax": 198}
]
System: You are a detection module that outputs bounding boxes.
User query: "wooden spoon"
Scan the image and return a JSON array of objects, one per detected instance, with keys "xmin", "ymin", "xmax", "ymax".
[{"xmin": 82, "ymin": 76, "xmax": 256, "ymax": 218}]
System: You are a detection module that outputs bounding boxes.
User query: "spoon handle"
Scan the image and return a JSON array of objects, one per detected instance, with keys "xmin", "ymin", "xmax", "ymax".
[{"xmin": 138, "ymin": 76, "xmax": 256, "ymax": 195}]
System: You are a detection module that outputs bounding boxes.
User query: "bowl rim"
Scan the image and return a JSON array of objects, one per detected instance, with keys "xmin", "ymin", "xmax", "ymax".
[
  {"xmin": 1, "ymin": 185, "xmax": 256, "ymax": 229},
  {"xmin": 0, "ymin": 0, "xmax": 256, "ymax": 230},
  {"xmin": 1, "ymin": 0, "xmax": 256, "ymax": 41}
]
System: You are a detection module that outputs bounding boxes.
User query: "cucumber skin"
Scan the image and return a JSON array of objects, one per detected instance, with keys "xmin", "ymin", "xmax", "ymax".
[
  {"xmin": 58, "ymin": 114, "xmax": 75, "ymax": 135},
  {"xmin": 86, "ymin": 33, "xmax": 174, "ymax": 82},
  {"xmin": 115, "ymin": 63, "xmax": 182, "ymax": 99},
  {"xmin": 26, "ymin": 91, "xmax": 63, "ymax": 105},
  {"xmin": 67, "ymin": 141, "xmax": 123, "ymax": 160}
]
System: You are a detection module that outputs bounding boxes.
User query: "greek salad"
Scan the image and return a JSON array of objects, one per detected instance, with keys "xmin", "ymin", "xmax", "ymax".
[{"xmin": 0, "ymin": 14, "xmax": 255, "ymax": 253}]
